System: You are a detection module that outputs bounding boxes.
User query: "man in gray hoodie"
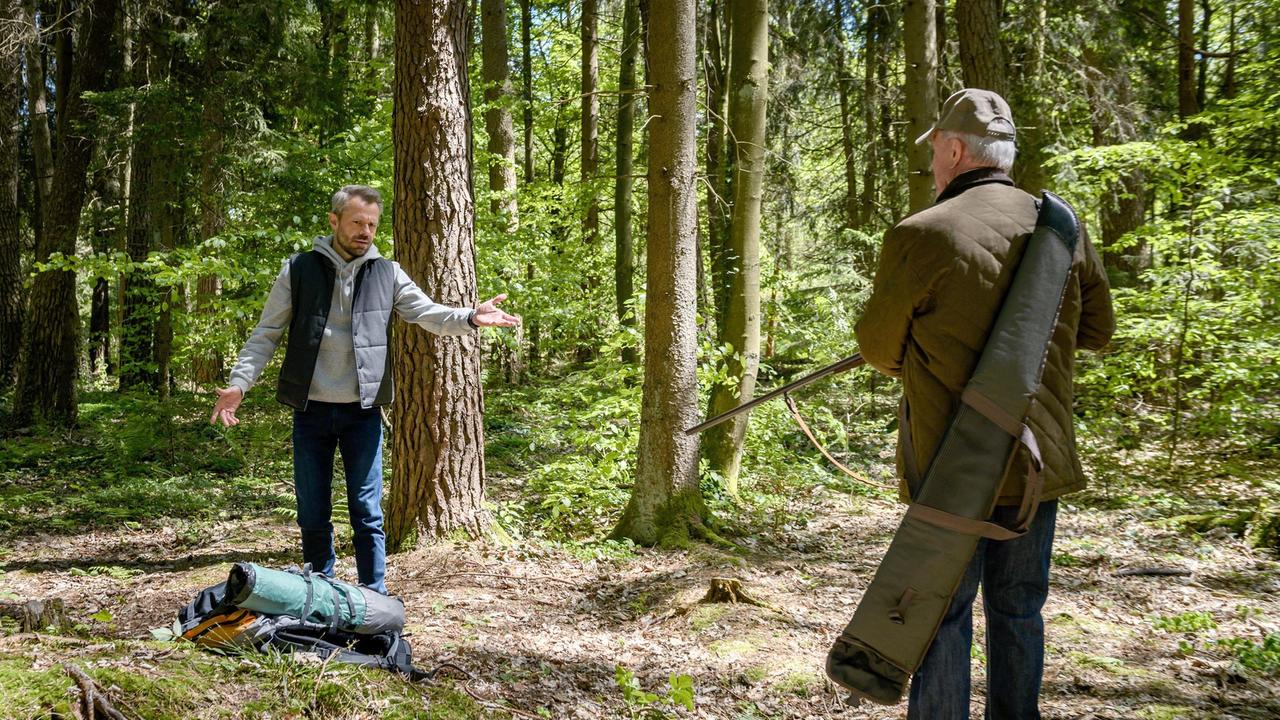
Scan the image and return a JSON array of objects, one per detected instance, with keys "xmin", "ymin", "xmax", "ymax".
[{"xmin": 208, "ymin": 185, "xmax": 519, "ymax": 594}]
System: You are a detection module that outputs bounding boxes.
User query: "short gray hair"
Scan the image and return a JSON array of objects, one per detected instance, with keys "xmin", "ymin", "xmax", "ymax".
[
  {"xmin": 939, "ymin": 130, "xmax": 1017, "ymax": 172},
  {"xmin": 331, "ymin": 185, "xmax": 383, "ymax": 216}
]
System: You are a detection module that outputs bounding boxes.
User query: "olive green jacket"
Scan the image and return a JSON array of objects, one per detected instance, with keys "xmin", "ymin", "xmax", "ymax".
[{"xmin": 856, "ymin": 168, "xmax": 1115, "ymax": 505}]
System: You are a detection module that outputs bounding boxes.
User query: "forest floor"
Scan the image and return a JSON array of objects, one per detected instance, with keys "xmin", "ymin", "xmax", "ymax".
[{"xmin": 1, "ymin": 391, "xmax": 1279, "ymax": 719}]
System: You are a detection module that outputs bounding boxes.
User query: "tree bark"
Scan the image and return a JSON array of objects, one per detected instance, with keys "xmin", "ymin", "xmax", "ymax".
[
  {"xmin": 860, "ymin": 0, "xmax": 883, "ymax": 226},
  {"xmin": 904, "ymin": 0, "xmax": 937, "ymax": 213},
  {"xmin": 613, "ymin": 0, "xmax": 705, "ymax": 547},
  {"xmin": 119, "ymin": 11, "xmax": 159, "ymax": 392},
  {"xmin": 1012, "ymin": 0, "xmax": 1049, "ymax": 192},
  {"xmin": 580, "ymin": 0, "xmax": 599, "ymax": 248},
  {"xmin": 0, "ymin": 0, "xmax": 23, "ymax": 384},
  {"xmin": 833, "ymin": 0, "xmax": 858, "ymax": 231},
  {"xmin": 22, "ymin": 0, "xmax": 51, "ymax": 247},
  {"xmin": 703, "ymin": 0, "xmax": 768, "ymax": 494},
  {"xmin": 520, "ymin": 0, "xmax": 534, "ymax": 182},
  {"xmin": 1177, "ymin": 0, "xmax": 1199, "ymax": 121},
  {"xmin": 481, "ymin": 0, "xmax": 517, "ymax": 225},
  {"xmin": 388, "ymin": 0, "xmax": 488, "ymax": 546},
  {"xmin": 703, "ymin": 0, "xmax": 728, "ymax": 332},
  {"xmin": 615, "ymin": 0, "xmax": 639, "ymax": 363},
  {"xmin": 14, "ymin": 0, "xmax": 120, "ymax": 426},
  {"xmin": 955, "ymin": 0, "xmax": 1006, "ymax": 96}
]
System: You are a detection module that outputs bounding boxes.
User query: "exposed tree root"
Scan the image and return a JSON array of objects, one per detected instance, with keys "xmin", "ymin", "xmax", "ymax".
[{"xmin": 63, "ymin": 664, "xmax": 127, "ymax": 720}]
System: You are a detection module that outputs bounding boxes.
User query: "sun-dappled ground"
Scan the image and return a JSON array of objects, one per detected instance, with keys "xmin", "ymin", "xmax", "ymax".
[{"xmin": 3, "ymin": 471, "xmax": 1278, "ymax": 719}]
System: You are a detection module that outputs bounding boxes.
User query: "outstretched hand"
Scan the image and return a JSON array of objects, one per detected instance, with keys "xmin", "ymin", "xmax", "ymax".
[
  {"xmin": 473, "ymin": 293, "xmax": 521, "ymax": 328},
  {"xmin": 210, "ymin": 386, "xmax": 244, "ymax": 427}
]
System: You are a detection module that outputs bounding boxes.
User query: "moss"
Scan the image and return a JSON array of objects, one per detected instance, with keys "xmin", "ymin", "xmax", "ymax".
[
  {"xmin": 689, "ymin": 604, "xmax": 728, "ymax": 632},
  {"xmin": 1136, "ymin": 705, "xmax": 1197, "ymax": 720},
  {"xmin": 774, "ymin": 669, "xmax": 820, "ymax": 697},
  {"xmin": 0, "ymin": 640, "xmax": 496, "ymax": 719},
  {"xmin": 708, "ymin": 638, "xmax": 758, "ymax": 658}
]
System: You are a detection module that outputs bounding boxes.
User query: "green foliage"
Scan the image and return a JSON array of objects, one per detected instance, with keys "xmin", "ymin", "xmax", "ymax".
[
  {"xmin": 1151, "ymin": 611, "xmax": 1218, "ymax": 634},
  {"xmin": 0, "ymin": 391, "xmax": 292, "ymax": 538},
  {"xmin": 1215, "ymin": 634, "xmax": 1280, "ymax": 675},
  {"xmin": 614, "ymin": 665, "xmax": 695, "ymax": 718}
]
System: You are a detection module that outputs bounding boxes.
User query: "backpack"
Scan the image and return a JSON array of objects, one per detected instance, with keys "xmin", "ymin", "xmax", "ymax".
[{"xmin": 175, "ymin": 572, "xmax": 434, "ymax": 682}]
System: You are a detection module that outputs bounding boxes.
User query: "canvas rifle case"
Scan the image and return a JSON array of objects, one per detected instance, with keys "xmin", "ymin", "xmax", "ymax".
[{"xmin": 825, "ymin": 191, "xmax": 1081, "ymax": 705}]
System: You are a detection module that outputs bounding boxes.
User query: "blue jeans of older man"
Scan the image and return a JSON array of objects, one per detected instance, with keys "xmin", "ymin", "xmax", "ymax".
[
  {"xmin": 907, "ymin": 500, "xmax": 1059, "ymax": 720},
  {"xmin": 292, "ymin": 401, "xmax": 387, "ymax": 594}
]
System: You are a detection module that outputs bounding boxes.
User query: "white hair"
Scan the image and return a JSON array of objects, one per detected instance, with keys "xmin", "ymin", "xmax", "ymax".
[{"xmin": 939, "ymin": 130, "xmax": 1017, "ymax": 172}]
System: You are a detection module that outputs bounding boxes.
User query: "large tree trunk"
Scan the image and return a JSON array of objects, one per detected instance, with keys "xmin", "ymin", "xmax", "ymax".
[
  {"xmin": 0, "ymin": 0, "xmax": 23, "ymax": 384},
  {"xmin": 833, "ymin": 0, "xmax": 858, "ymax": 231},
  {"xmin": 387, "ymin": 0, "xmax": 487, "ymax": 545},
  {"xmin": 955, "ymin": 0, "xmax": 1006, "ymax": 96},
  {"xmin": 614, "ymin": 0, "xmax": 639, "ymax": 364},
  {"xmin": 702, "ymin": 0, "xmax": 767, "ymax": 494},
  {"xmin": 903, "ymin": 0, "xmax": 937, "ymax": 212},
  {"xmin": 481, "ymin": 0, "xmax": 517, "ymax": 224},
  {"xmin": 613, "ymin": 0, "xmax": 705, "ymax": 547},
  {"xmin": 14, "ymin": 0, "xmax": 120, "ymax": 426},
  {"xmin": 520, "ymin": 0, "xmax": 534, "ymax": 182},
  {"xmin": 703, "ymin": 0, "xmax": 728, "ymax": 332}
]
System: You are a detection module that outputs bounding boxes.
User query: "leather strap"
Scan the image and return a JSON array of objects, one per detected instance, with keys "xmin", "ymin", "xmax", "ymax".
[{"xmin": 906, "ymin": 502, "xmax": 1026, "ymax": 541}]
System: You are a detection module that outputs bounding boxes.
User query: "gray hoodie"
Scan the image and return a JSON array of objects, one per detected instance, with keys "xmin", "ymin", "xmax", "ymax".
[{"xmin": 228, "ymin": 235, "xmax": 475, "ymax": 404}]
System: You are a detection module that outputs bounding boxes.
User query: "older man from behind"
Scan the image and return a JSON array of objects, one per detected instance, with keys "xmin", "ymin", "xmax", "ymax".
[{"xmin": 855, "ymin": 89, "xmax": 1115, "ymax": 719}]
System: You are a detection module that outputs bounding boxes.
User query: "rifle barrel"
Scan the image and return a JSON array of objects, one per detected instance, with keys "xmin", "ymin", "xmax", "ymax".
[{"xmin": 684, "ymin": 353, "xmax": 865, "ymax": 436}]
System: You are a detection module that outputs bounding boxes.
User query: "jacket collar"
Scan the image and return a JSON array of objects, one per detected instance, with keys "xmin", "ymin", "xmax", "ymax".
[{"xmin": 934, "ymin": 167, "xmax": 1014, "ymax": 204}]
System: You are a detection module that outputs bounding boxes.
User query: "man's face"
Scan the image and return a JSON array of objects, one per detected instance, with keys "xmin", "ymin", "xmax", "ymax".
[{"xmin": 328, "ymin": 197, "xmax": 381, "ymax": 261}]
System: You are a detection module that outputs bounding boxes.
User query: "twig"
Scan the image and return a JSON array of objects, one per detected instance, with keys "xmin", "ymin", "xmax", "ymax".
[
  {"xmin": 407, "ymin": 571, "xmax": 581, "ymax": 588},
  {"xmin": 1114, "ymin": 566, "xmax": 1192, "ymax": 577},
  {"xmin": 64, "ymin": 664, "xmax": 128, "ymax": 720}
]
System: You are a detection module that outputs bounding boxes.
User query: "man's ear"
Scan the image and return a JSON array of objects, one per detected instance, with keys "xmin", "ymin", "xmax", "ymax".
[{"xmin": 328, "ymin": 212, "xmax": 339, "ymax": 232}]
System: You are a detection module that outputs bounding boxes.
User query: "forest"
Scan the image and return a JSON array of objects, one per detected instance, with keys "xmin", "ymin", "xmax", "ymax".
[{"xmin": 0, "ymin": 0, "xmax": 1277, "ymax": 717}]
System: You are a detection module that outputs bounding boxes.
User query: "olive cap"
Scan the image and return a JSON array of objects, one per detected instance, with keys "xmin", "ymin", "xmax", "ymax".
[{"xmin": 915, "ymin": 88, "xmax": 1017, "ymax": 145}]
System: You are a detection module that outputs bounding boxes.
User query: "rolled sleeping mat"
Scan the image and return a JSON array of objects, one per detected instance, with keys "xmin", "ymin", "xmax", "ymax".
[
  {"xmin": 224, "ymin": 562, "xmax": 405, "ymax": 635},
  {"xmin": 826, "ymin": 192, "xmax": 1080, "ymax": 705}
]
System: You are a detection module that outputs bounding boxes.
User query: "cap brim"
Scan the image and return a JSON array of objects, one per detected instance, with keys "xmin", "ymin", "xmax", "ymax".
[{"xmin": 914, "ymin": 127, "xmax": 935, "ymax": 145}]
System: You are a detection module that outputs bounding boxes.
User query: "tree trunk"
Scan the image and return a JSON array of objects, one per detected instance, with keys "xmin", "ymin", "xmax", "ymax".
[
  {"xmin": 615, "ymin": 0, "xmax": 639, "ymax": 363},
  {"xmin": 1012, "ymin": 0, "xmax": 1049, "ymax": 192},
  {"xmin": 613, "ymin": 0, "xmax": 705, "ymax": 547},
  {"xmin": 388, "ymin": 0, "xmax": 488, "ymax": 546},
  {"xmin": 14, "ymin": 0, "xmax": 120, "ymax": 426},
  {"xmin": 1177, "ymin": 0, "xmax": 1199, "ymax": 121},
  {"xmin": 520, "ymin": 0, "xmax": 534, "ymax": 182},
  {"xmin": 481, "ymin": 0, "xmax": 518, "ymax": 225},
  {"xmin": 22, "ymin": 0, "xmax": 52, "ymax": 247},
  {"xmin": 833, "ymin": 0, "xmax": 857, "ymax": 231},
  {"xmin": 955, "ymin": 0, "xmax": 1006, "ymax": 96},
  {"xmin": 0, "ymin": 0, "xmax": 22, "ymax": 384},
  {"xmin": 703, "ymin": 0, "xmax": 728, "ymax": 332},
  {"xmin": 119, "ymin": 14, "xmax": 158, "ymax": 392},
  {"xmin": 88, "ymin": 166, "xmax": 121, "ymax": 376},
  {"xmin": 903, "ymin": 0, "xmax": 937, "ymax": 213},
  {"xmin": 702, "ymin": 0, "xmax": 767, "ymax": 494},
  {"xmin": 1196, "ymin": 0, "xmax": 1210, "ymax": 111},
  {"xmin": 580, "ymin": 0, "xmax": 599, "ymax": 248},
  {"xmin": 860, "ymin": 0, "xmax": 882, "ymax": 226},
  {"xmin": 1220, "ymin": 6, "xmax": 1236, "ymax": 99}
]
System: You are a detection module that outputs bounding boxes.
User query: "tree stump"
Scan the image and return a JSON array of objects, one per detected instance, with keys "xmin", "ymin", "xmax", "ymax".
[
  {"xmin": 0, "ymin": 599, "xmax": 69, "ymax": 633},
  {"xmin": 699, "ymin": 578, "xmax": 772, "ymax": 609}
]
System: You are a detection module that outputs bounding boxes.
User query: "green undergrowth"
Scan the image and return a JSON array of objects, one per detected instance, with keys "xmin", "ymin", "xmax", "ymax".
[
  {"xmin": 0, "ymin": 389, "xmax": 294, "ymax": 539},
  {"xmin": 0, "ymin": 639, "xmax": 499, "ymax": 720}
]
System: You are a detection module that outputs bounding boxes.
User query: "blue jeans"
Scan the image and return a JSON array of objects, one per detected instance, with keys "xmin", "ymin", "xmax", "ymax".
[
  {"xmin": 292, "ymin": 401, "xmax": 387, "ymax": 594},
  {"xmin": 907, "ymin": 500, "xmax": 1059, "ymax": 720}
]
